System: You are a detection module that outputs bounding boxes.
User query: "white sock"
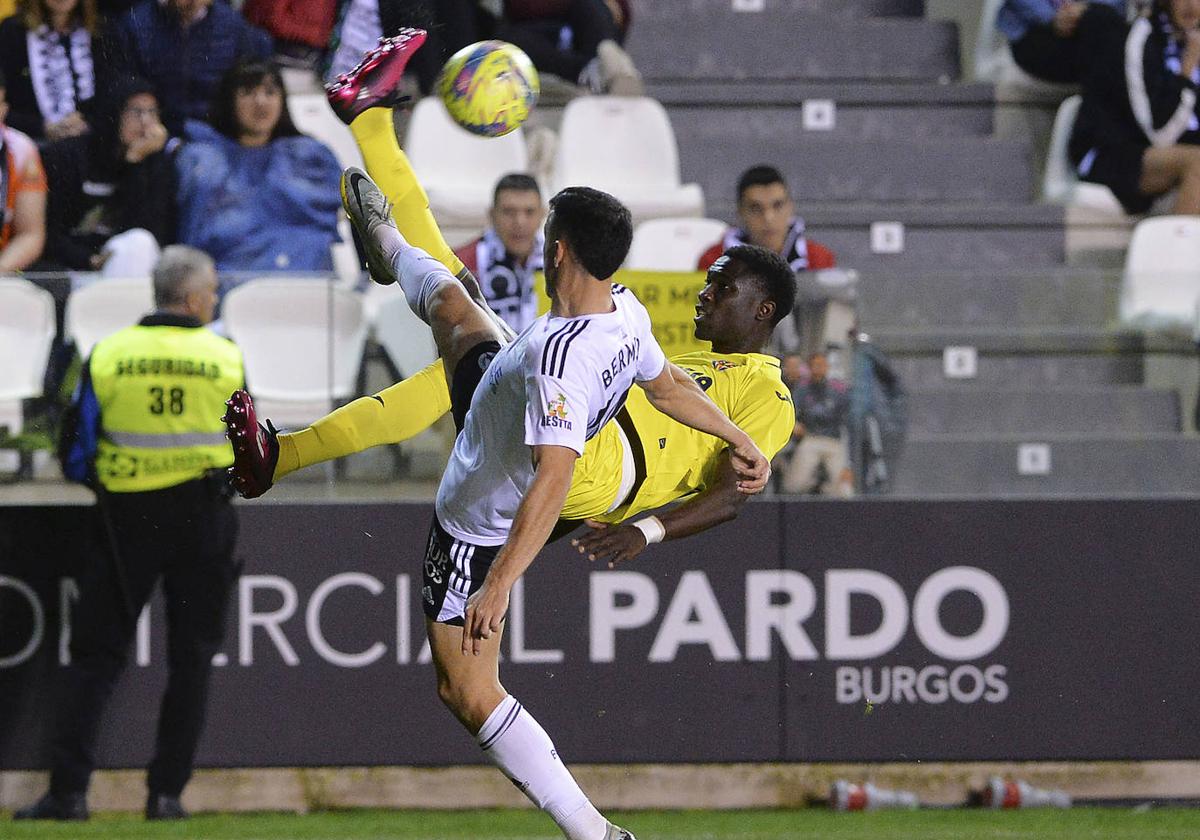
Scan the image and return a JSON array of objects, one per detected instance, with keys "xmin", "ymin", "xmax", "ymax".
[
  {"xmin": 378, "ymin": 228, "xmax": 457, "ymax": 322},
  {"xmin": 477, "ymin": 695, "xmax": 609, "ymax": 840}
]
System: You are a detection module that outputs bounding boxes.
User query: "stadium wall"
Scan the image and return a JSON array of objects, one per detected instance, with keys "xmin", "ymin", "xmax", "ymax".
[{"xmin": 2, "ymin": 500, "xmax": 1196, "ymax": 773}]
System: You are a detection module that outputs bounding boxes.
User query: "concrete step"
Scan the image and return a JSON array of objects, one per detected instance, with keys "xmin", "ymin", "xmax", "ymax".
[
  {"xmin": 667, "ymin": 99, "xmax": 989, "ymax": 144},
  {"xmin": 703, "ymin": 204, "xmax": 1066, "ymax": 271},
  {"xmin": 908, "ymin": 388, "xmax": 1180, "ymax": 435},
  {"xmin": 684, "ymin": 137, "xmax": 1033, "ymax": 204},
  {"xmin": 857, "ymin": 270, "xmax": 1119, "ymax": 329},
  {"xmin": 867, "ymin": 327, "xmax": 1196, "ymax": 355},
  {"xmin": 628, "ymin": 11, "xmax": 960, "ymax": 83},
  {"xmin": 893, "ymin": 435, "xmax": 1200, "ymax": 496},
  {"xmin": 889, "ymin": 354, "xmax": 1145, "ymax": 389},
  {"xmin": 700, "ymin": 0, "xmax": 927, "ymax": 16}
]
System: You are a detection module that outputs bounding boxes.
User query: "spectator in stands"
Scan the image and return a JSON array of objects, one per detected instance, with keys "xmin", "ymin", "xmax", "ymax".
[
  {"xmin": 242, "ymin": 0, "xmax": 338, "ymax": 69},
  {"xmin": 175, "ymin": 60, "xmax": 342, "ymax": 278},
  {"xmin": 1071, "ymin": 0, "xmax": 1200, "ymax": 214},
  {"xmin": 998, "ymin": 0, "xmax": 1127, "ymax": 84},
  {"xmin": 41, "ymin": 77, "xmax": 172, "ymax": 279},
  {"xmin": 699, "ymin": 164, "xmax": 836, "ymax": 273},
  {"xmin": 0, "ymin": 0, "xmax": 100, "ymax": 142},
  {"xmin": 495, "ymin": 0, "xmax": 642, "ymax": 95},
  {"xmin": 0, "ymin": 68, "xmax": 48, "ymax": 272},
  {"xmin": 101, "ymin": 0, "xmax": 271, "ymax": 137},
  {"xmin": 779, "ymin": 350, "xmax": 853, "ymax": 496},
  {"xmin": 453, "ymin": 173, "xmax": 545, "ymax": 333}
]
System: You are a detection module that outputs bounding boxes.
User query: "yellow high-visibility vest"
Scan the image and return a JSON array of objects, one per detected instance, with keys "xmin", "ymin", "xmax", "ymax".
[{"xmin": 89, "ymin": 321, "xmax": 244, "ymax": 493}]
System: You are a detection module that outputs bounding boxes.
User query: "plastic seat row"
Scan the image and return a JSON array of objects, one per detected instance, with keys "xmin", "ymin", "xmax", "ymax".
[
  {"xmin": 0, "ymin": 277, "xmax": 437, "ymax": 439},
  {"xmin": 290, "ymin": 93, "xmax": 705, "ymax": 249}
]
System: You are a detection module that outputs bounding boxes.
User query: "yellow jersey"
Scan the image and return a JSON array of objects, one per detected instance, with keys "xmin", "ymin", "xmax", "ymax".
[{"xmin": 561, "ymin": 351, "xmax": 794, "ymax": 523}]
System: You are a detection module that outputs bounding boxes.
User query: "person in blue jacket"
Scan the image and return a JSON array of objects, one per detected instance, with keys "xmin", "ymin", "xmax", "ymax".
[
  {"xmin": 175, "ymin": 60, "xmax": 343, "ymax": 284},
  {"xmin": 100, "ymin": 0, "xmax": 272, "ymax": 136}
]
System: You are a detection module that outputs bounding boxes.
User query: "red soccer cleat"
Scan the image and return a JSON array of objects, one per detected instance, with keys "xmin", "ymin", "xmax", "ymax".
[
  {"xmin": 222, "ymin": 389, "xmax": 279, "ymax": 499},
  {"xmin": 326, "ymin": 29, "xmax": 427, "ymax": 125}
]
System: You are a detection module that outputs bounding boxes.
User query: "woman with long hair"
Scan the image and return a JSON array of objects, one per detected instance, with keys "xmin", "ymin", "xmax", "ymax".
[
  {"xmin": 0, "ymin": 0, "xmax": 98, "ymax": 141},
  {"xmin": 174, "ymin": 60, "xmax": 343, "ymax": 278}
]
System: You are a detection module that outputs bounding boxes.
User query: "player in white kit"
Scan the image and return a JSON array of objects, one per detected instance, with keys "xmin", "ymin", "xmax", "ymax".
[{"xmin": 337, "ymin": 167, "xmax": 769, "ymax": 840}]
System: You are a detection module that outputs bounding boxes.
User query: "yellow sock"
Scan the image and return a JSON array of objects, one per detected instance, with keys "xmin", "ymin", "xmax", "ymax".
[
  {"xmin": 274, "ymin": 361, "xmax": 451, "ymax": 479},
  {"xmin": 350, "ymin": 108, "xmax": 467, "ymax": 276}
]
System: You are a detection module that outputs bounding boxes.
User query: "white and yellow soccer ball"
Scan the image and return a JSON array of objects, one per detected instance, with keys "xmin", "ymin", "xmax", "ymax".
[{"xmin": 437, "ymin": 40, "xmax": 539, "ymax": 138}]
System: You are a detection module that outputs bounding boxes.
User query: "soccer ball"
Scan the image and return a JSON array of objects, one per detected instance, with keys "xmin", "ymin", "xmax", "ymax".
[{"xmin": 437, "ymin": 40, "xmax": 539, "ymax": 138}]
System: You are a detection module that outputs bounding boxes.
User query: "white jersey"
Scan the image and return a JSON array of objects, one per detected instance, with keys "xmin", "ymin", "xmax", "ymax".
[{"xmin": 436, "ymin": 285, "xmax": 667, "ymax": 545}]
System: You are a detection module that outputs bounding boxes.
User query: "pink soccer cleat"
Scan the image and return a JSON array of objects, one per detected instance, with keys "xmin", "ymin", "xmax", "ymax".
[
  {"xmin": 222, "ymin": 389, "xmax": 279, "ymax": 499},
  {"xmin": 326, "ymin": 29, "xmax": 427, "ymax": 125}
]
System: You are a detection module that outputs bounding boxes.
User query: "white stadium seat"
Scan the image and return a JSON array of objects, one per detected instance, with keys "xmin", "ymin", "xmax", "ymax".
[
  {"xmin": 222, "ymin": 279, "xmax": 369, "ymax": 428},
  {"xmin": 551, "ymin": 96, "xmax": 704, "ymax": 223},
  {"xmin": 626, "ymin": 217, "xmax": 727, "ymax": 271},
  {"xmin": 287, "ymin": 93, "xmax": 364, "ymax": 171},
  {"xmin": 405, "ymin": 96, "xmax": 528, "ymax": 240},
  {"xmin": 0, "ymin": 278, "xmax": 57, "ymax": 435},
  {"xmin": 1041, "ymin": 95, "xmax": 1127, "ymax": 216},
  {"xmin": 64, "ymin": 277, "xmax": 154, "ymax": 359},
  {"xmin": 1121, "ymin": 216, "xmax": 1200, "ymax": 329},
  {"xmin": 287, "ymin": 94, "xmax": 366, "ymax": 286}
]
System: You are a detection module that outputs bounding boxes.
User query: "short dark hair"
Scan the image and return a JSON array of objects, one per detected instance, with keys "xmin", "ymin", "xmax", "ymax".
[
  {"xmin": 493, "ymin": 173, "xmax": 541, "ymax": 204},
  {"xmin": 547, "ymin": 187, "xmax": 632, "ymax": 281},
  {"xmin": 724, "ymin": 244, "xmax": 796, "ymax": 325},
  {"xmin": 737, "ymin": 164, "xmax": 788, "ymax": 202},
  {"xmin": 209, "ymin": 60, "xmax": 299, "ymax": 143}
]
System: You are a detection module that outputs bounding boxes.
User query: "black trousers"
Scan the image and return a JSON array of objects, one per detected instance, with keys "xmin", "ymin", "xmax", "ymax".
[
  {"xmin": 495, "ymin": 0, "xmax": 623, "ymax": 83},
  {"xmin": 1009, "ymin": 23, "xmax": 1083, "ymax": 85},
  {"xmin": 49, "ymin": 476, "xmax": 239, "ymax": 797}
]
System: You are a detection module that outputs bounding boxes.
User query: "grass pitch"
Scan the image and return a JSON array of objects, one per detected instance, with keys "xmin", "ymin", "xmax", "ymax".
[{"xmin": 4, "ymin": 807, "xmax": 1200, "ymax": 839}]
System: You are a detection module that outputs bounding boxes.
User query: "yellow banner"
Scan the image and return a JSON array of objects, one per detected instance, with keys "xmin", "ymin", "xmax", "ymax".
[{"xmin": 535, "ymin": 270, "xmax": 710, "ymax": 354}]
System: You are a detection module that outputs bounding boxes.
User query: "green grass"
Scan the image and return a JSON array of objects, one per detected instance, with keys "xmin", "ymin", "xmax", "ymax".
[{"xmin": 4, "ymin": 808, "xmax": 1200, "ymax": 839}]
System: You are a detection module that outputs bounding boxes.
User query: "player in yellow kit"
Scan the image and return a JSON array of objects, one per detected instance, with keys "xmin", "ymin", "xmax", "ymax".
[{"xmin": 224, "ymin": 35, "xmax": 797, "ymax": 567}]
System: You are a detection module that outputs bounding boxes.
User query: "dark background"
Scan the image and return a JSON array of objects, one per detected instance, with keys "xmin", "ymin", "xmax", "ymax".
[{"xmin": 1, "ymin": 499, "xmax": 1197, "ymax": 769}]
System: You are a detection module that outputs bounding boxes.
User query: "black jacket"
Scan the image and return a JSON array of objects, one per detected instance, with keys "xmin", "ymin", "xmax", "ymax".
[
  {"xmin": 1071, "ymin": 10, "xmax": 1200, "ymax": 162},
  {"xmin": 40, "ymin": 76, "xmax": 176, "ymax": 270}
]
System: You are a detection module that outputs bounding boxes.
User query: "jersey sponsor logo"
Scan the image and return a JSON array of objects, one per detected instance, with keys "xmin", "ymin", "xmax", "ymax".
[
  {"xmin": 542, "ymin": 392, "xmax": 573, "ymax": 430},
  {"xmin": 601, "ymin": 337, "xmax": 641, "ymax": 388},
  {"xmin": 711, "ymin": 359, "xmax": 737, "ymax": 371}
]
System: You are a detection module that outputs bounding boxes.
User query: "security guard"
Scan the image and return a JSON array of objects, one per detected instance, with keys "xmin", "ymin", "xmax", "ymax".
[{"xmin": 16, "ymin": 246, "xmax": 243, "ymax": 822}]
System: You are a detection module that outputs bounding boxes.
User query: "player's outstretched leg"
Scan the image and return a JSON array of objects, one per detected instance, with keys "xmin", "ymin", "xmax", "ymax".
[
  {"xmin": 329, "ymin": 38, "xmax": 517, "ymax": 342},
  {"xmin": 221, "ymin": 361, "xmax": 453, "ymax": 496},
  {"xmin": 342, "ymin": 166, "xmax": 501, "ymax": 380},
  {"xmin": 426, "ymin": 621, "xmax": 637, "ymax": 840}
]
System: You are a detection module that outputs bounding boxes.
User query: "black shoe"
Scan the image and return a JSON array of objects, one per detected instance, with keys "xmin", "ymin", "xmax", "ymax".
[
  {"xmin": 13, "ymin": 791, "xmax": 89, "ymax": 821},
  {"xmin": 145, "ymin": 793, "xmax": 188, "ymax": 821}
]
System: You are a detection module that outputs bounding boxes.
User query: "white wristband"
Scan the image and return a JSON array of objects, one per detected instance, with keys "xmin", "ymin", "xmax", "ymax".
[{"xmin": 631, "ymin": 516, "xmax": 666, "ymax": 545}]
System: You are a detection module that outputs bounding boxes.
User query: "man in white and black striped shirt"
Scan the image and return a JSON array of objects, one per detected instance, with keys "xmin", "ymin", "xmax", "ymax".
[{"xmin": 338, "ymin": 166, "xmax": 769, "ymax": 840}]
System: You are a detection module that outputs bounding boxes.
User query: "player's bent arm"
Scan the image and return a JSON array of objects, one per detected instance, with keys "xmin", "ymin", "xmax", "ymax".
[
  {"xmin": 275, "ymin": 361, "xmax": 451, "ymax": 479},
  {"xmin": 638, "ymin": 363, "xmax": 770, "ymax": 493},
  {"xmin": 461, "ymin": 444, "xmax": 578, "ymax": 654},
  {"xmin": 573, "ymin": 451, "xmax": 747, "ymax": 567}
]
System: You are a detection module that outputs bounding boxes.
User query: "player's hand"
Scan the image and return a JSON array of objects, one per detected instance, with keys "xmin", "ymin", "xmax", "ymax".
[
  {"xmin": 572, "ymin": 519, "xmax": 648, "ymax": 568},
  {"xmin": 729, "ymin": 436, "xmax": 770, "ymax": 495},
  {"xmin": 462, "ymin": 581, "xmax": 510, "ymax": 656}
]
